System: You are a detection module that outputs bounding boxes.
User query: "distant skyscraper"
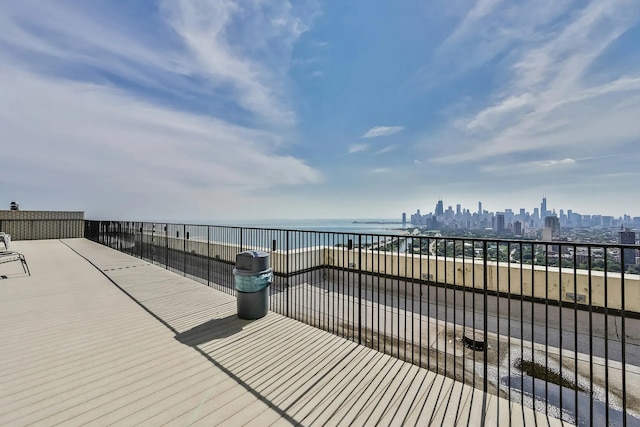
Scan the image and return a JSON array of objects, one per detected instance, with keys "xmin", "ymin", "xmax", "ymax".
[
  {"xmin": 456, "ymin": 204, "xmax": 461, "ymax": 216},
  {"xmin": 620, "ymin": 228, "xmax": 637, "ymax": 268},
  {"xmin": 544, "ymin": 215, "xmax": 560, "ymax": 239},
  {"xmin": 541, "ymin": 197, "xmax": 547, "ymax": 220},
  {"xmin": 402, "ymin": 213, "xmax": 406, "ymax": 225},
  {"xmin": 435, "ymin": 200, "xmax": 444, "ymax": 217},
  {"xmin": 496, "ymin": 213, "xmax": 505, "ymax": 232},
  {"xmin": 514, "ymin": 221, "xmax": 522, "ymax": 235},
  {"xmin": 478, "ymin": 202, "xmax": 482, "ymax": 215}
]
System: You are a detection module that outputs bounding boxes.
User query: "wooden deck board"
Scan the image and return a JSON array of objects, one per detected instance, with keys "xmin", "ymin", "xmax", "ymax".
[{"xmin": 0, "ymin": 239, "xmax": 571, "ymax": 426}]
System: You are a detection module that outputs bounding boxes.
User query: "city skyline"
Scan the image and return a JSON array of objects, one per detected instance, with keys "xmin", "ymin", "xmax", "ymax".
[
  {"xmin": 405, "ymin": 196, "xmax": 640, "ymax": 229},
  {"xmin": 1, "ymin": 2, "xmax": 640, "ymax": 220}
]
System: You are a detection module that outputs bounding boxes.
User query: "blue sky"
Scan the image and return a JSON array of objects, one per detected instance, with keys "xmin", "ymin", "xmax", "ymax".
[{"xmin": 1, "ymin": 0, "xmax": 639, "ymax": 221}]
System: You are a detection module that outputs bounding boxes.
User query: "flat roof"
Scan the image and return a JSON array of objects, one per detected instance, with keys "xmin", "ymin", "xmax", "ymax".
[{"xmin": 0, "ymin": 239, "xmax": 566, "ymax": 425}]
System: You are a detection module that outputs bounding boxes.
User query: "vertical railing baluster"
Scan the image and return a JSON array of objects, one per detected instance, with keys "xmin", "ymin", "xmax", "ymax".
[
  {"xmin": 444, "ymin": 238, "xmax": 448, "ymax": 377},
  {"xmin": 545, "ymin": 242, "xmax": 549, "ymax": 415},
  {"xmin": 573, "ymin": 245, "xmax": 579, "ymax": 422},
  {"xmin": 532, "ymin": 242, "xmax": 537, "ymax": 415},
  {"xmin": 588, "ymin": 246, "xmax": 594, "ymax": 424},
  {"xmin": 435, "ymin": 237, "xmax": 439, "ymax": 374},
  {"xmin": 621, "ymin": 247, "xmax": 627, "ymax": 427},
  {"xmin": 183, "ymin": 224, "xmax": 186, "ymax": 276},
  {"xmin": 507, "ymin": 241, "xmax": 512, "ymax": 416},
  {"xmin": 496, "ymin": 240, "xmax": 500, "ymax": 418},
  {"xmin": 483, "ymin": 240, "xmax": 488, "ymax": 398},
  {"xmin": 559, "ymin": 244, "xmax": 564, "ymax": 420},
  {"xmin": 604, "ymin": 244, "xmax": 609, "ymax": 427},
  {"xmin": 419, "ymin": 237, "xmax": 423, "ymax": 366},
  {"xmin": 358, "ymin": 234, "xmax": 362, "ymax": 345}
]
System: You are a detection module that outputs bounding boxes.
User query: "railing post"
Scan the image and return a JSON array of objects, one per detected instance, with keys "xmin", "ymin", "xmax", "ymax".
[
  {"xmin": 183, "ymin": 224, "xmax": 187, "ymax": 276},
  {"xmin": 621, "ymin": 247, "xmax": 627, "ymax": 426},
  {"xmin": 151, "ymin": 223, "xmax": 155, "ymax": 264},
  {"xmin": 483, "ymin": 240, "xmax": 488, "ymax": 398},
  {"xmin": 286, "ymin": 230, "xmax": 290, "ymax": 318},
  {"xmin": 358, "ymin": 234, "xmax": 362, "ymax": 345}
]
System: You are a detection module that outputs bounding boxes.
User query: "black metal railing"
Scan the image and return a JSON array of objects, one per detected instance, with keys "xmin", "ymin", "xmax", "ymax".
[{"xmin": 85, "ymin": 220, "xmax": 640, "ymax": 426}]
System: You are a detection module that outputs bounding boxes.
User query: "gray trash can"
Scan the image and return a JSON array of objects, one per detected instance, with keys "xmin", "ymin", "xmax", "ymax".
[{"xmin": 233, "ymin": 251, "xmax": 272, "ymax": 319}]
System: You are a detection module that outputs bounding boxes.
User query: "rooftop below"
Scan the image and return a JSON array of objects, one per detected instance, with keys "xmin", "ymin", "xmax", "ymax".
[{"xmin": 0, "ymin": 239, "xmax": 569, "ymax": 426}]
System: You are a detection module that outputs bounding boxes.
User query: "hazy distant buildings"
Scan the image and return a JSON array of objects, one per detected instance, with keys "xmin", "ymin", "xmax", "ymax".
[
  {"xmin": 544, "ymin": 215, "xmax": 561, "ymax": 240},
  {"xmin": 620, "ymin": 228, "xmax": 637, "ymax": 267},
  {"xmin": 404, "ymin": 198, "xmax": 638, "ymax": 246}
]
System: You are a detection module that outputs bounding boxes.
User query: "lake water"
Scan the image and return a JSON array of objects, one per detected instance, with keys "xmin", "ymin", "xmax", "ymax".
[
  {"xmin": 174, "ymin": 219, "xmax": 412, "ymax": 250},
  {"xmin": 208, "ymin": 218, "xmax": 410, "ymax": 235}
]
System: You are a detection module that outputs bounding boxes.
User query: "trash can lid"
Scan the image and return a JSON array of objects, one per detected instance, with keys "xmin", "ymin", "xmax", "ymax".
[{"xmin": 235, "ymin": 250, "xmax": 270, "ymax": 273}]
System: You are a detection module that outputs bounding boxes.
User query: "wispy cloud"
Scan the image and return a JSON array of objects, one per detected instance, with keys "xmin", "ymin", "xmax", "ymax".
[
  {"xmin": 532, "ymin": 158, "xmax": 576, "ymax": 167},
  {"xmin": 375, "ymin": 145, "xmax": 398, "ymax": 155},
  {"xmin": 0, "ymin": 1, "xmax": 322, "ymax": 218},
  {"xmin": 424, "ymin": 0, "xmax": 571, "ymax": 85},
  {"xmin": 0, "ymin": 0, "xmax": 316, "ymax": 127},
  {"xmin": 428, "ymin": 0, "xmax": 640, "ymax": 167},
  {"xmin": 372, "ymin": 168, "xmax": 391, "ymax": 174},
  {"xmin": 348, "ymin": 143, "xmax": 369, "ymax": 154},
  {"xmin": 362, "ymin": 126, "xmax": 405, "ymax": 138},
  {"xmin": 161, "ymin": 0, "xmax": 314, "ymax": 125},
  {"xmin": 481, "ymin": 158, "xmax": 577, "ymax": 173},
  {"xmin": 1, "ymin": 68, "xmax": 321, "ymax": 187}
]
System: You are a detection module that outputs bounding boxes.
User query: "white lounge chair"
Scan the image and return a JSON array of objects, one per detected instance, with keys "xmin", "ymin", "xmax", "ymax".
[
  {"xmin": 0, "ymin": 232, "xmax": 9, "ymax": 250},
  {"xmin": 0, "ymin": 232, "xmax": 31, "ymax": 276}
]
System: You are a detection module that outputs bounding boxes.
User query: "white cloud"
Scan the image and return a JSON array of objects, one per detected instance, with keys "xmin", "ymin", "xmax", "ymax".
[
  {"xmin": 348, "ymin": 144, "xmax": 369, "ymax": 154},
  {"xmin": 0, "ymin": 1, "xmax": 322, "ymax": 219},
  {"xmin": 534, "ymin": 158, "xmax": 576, "ymax": 167},
  {"xmin": 481, "ymin": 158, "xmax": 576, "ymax": 173},
  {"xmin": 463, "ymin": 93, "xmax": 535, "ymax": 133},
  {"xmin": 429, "ymin": 0, "xmax": 640, "ymax": 166},
  {"xmin": 362, "ymin": 126, "xmax": 405, "ymax": 138},
  {"xmin": 372, "ymin": 168, "xmax": 391, "ymax": 174},
  {"xmin": 440, "ymin": 0, "xmax": 504, "ymax": 51},
  {"xmin": 160, "ymin": 0, "xmax": 314, "ymax": 126},
  {"xmin": 375, "ymin": 145, "xmax": 397, "ymax": 155},
  {"xmin": 0, "ymin": 0, "xmax": 315, "ymax": 127},
  {"xmin": 0, "ymin": 68, "xmax": 322, "ymax": 217},
  {"xmin": 423, "ymin": 0, "xmax": 571, "ymax": 86}
]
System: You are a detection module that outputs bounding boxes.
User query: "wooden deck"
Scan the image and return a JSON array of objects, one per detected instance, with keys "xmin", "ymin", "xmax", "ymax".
[{"xmin": 0, "ymin": 239, "xmax": 571, "ymax": 426}]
